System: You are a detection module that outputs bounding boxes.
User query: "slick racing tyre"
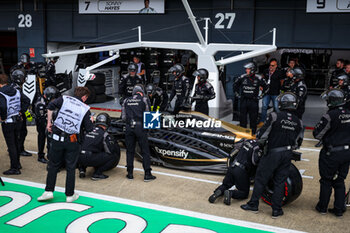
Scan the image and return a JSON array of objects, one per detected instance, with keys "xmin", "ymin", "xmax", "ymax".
[
  {"xmin": 85, "ymin": 84, "xmax": 96, "ymax": 104},
  {"xmin": 261, "ymin": 163, "xmax": 303, "ymax": 206},
  {"xmin": 94, "ymin": 94, "xmax": 107, "ymax": 103},
  {"xmin": 89, "ymin": 73, "xmax": 105, "ymax": 85},
  {"xmin": 93, "ymin": 85, "xmax": 106, "ymax": 95}
]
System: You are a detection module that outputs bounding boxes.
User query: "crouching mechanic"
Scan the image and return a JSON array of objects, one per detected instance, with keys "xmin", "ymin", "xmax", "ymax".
[
  {"xmin": 208, "ymin": 139, "xmax": 262, "ymax": 205},
  {"xmin": 145, "ymin": 83, "xmax": 168, "ymax": 112},
  {"xmin": 37, "ymin": 87, "xmax": 94, "ymax": 203},
  {"xmin": 313, "ymin": 89, "xmax": 350, "ymax": 217},
  {"xmin": 241, "ymin": 92, "xmax": 303, "ymax": 218},
  {"xmin": 79, "ymin": 113, "xmax": 120, "ymax": 180},
  {"xmin": 122, "ymin": 84, "xmax": 156, "ymax": 181}
]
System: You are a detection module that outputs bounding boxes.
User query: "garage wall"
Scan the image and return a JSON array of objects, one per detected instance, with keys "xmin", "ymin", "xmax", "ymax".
[
  {"xmin": 0, "ymin": 0, "xmax": 45, "ymax": 62},
  {"xmin": 254, "ymin": 0, "xmax": 350, "ymax": 49},
  {"xmin": 0, "ymin": 0, "xmax": 349, "ymax": 95}
]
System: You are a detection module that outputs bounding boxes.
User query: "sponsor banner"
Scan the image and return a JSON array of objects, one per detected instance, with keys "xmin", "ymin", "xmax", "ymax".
[
  {"xmin": 0, "ymin": 178, "xmax": 303, "ymax": 233},
  {"xmin": 79, "ymin": 0, "xmax": 165, "ymax": 14},
  {"xmin": 307, "ymin": 0, "xmax": 350, "ymax": 13}
]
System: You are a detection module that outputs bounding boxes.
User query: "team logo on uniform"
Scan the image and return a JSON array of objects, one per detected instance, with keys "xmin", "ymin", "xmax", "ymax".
[{"xmin": 143, "ymin": 111, "xmax": 161, "ymax": 129}]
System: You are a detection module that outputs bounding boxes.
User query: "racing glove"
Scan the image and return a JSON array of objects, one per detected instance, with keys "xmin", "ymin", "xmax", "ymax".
[{"xmin": 25, "ymin": 110, "xmax": 33, "ymax": 122}]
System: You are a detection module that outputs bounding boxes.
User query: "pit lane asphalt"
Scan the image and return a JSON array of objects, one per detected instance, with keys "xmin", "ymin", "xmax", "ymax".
[{"xmin": 0, "ymin": 125, "xmax": 348, "ymax": 233}]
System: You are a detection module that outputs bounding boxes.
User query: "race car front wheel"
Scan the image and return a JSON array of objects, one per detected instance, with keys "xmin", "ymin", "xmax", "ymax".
[{"xmin": 261, "ymin": 163, "xmax": 303, "ymax": 206}]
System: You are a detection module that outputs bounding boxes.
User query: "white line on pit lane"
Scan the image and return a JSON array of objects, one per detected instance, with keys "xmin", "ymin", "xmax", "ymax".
[
  {"xmin": 28, "ymin": 150, "xmax": 314, "ymax": 180},
  {"xmin": 299, "ymin": 169, "xmax": 313, "ymax": 179},
  {"xmin": 116, "ymin": 165, "xmax": 223, "ymax": 184},
  {"xmin": 298, "ymin": 148, "xmax": 320, "ymax": 152},
  {"xmin": 117, "ymin": 165, "xmax": 314, "ymax": 182},
  {"xmin": 303, "ymin": 138, "xmax": 318, "ymax": 142}
]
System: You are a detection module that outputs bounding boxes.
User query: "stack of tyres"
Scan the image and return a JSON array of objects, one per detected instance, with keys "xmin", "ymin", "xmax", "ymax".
[{"xmin": 85, "ymin": 72, "xmax": 106, "ymax": 104}]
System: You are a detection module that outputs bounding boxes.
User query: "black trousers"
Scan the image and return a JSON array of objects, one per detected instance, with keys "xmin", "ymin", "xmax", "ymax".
[
  {"xmin": 45, "ymin": 139, "xmax": 80, "ymax": 196},
  {"xmin": 195, "ymin": 102, "xmax": 209, "ymax": 115},
  {"xmin": 125, "ymin": 125, "xmax": 151, "ymax": 173},
  {"xmin": 214, "ymin": 166, "xmax": 250, "ymax": 199},
  {"xmin": 296, "ymin": 104, "xmax": 305, "ymax": 120},
  {"xmin": 18, "ymin": 119, "xmax": 27, "ymax": 152},
  {"xmin": 173, "ymin": 98, "xmax": 186, "ymax": 115},
  {"xmin": 36, "ymin": 118, "xmax": 46, "ymax": 157},
  {"xmin": 317, "ymin": 148, "xmax": 350, "ymax": 212},
  {"xmin": 248, "ymin": 150, "xmax": 292, "ymax": 211},
  {"xmin": 2, "ymin": 122, "xmax": 21, "ymax": 169},
  {"xmin": 240, "ymin": 98, "xmax": 258, "ymax": 134},
  {"xmin": 79, "ymin": 152, "xmax": 117, "ymax": 175}
]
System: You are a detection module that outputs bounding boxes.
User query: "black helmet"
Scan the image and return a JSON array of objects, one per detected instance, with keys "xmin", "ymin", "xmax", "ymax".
[
  {"xmin": 132, "ymin": 84, "xmax": 145, "ymax": 96},
  {"xmin": 277, "ymin": 92, "xmax": 298, "ymax": 110},
  {"xmin": 51, "ymin": 56, "xmax": 59, "ymax": 62},
  {"xmin": 95, "ymin": 113, "xmax": 111, "ymax": 127},
  {"xmin": 168, "ymin": 64, "xmax": 185, "ymax": 77},
  {"xmin": 288, "ymin": 67, "xmax": 305, "ymax": 80},
  {"xmin": 243, "ymin": 62, "xmax": 257, "ymax": 74},
  {"xmin": 321, "ymin": 89, "xmax": 345, "ymax": 108},
  {"xmin": 20, "ymin": 53, "xmax": 30, "ymax": 63},
  {"xmin": 11, "ymin": 69, "xmax": 26, "ymax": 86},
  {"xmin": 193, "ymin": 68, "xmax": 208, "ymax": 82},
  {"xmin": 128, "ymin": 63, "xmax": 138, "ymax": 73},
  {"xmin": 43, "ymin": 86, "xmax": 60, "ymax": 102},
  {"xmin": 337, "ymin": 74, "xmax": 349, "ymax": 86},
  {"xmin": 145, "ymin": 83, "xmax": 155, "ymax": 96}
]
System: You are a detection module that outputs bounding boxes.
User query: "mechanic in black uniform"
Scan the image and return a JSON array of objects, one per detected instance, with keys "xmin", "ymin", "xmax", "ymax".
[
  {"xmin": 119, "ymin": 63, "xmax": 144, "ymax": 104},
  {"xmin": 34, "ymin": 86, "xmax": 60, "ymax": 163},
  {"xmin": 10, "ymin": 54, "xmax": 37, "ymax": 157},
  {"xmin": 168, "ymin": 64, "xmax": 190, "ymax": 114},
  {"xmin": 37, "ymin": 87, "xmax": 94, "ymax": 203},
  {"xmin": 282, "ymin": 67, "xmax": 307, "ymax": 119},
  {"xmin": 234, "ymin": 62, "xmax": 267, "ymax": 135},
  {"xmin": 145, "ymin": 83, "xmax": 168, "ymax": 112},
  {"xmin": 122, "ymin": 84, "xmax": 156, "ymax": 182},
  {"xmin": 329, "ymin": 59, "xmax": 345, "ymax": 89},
  {"xmin": 313, "ymin": 89, "xmax": 350, "ymax": 217},
  {"xmin": 191, "ymin": 68, "xmax": 216, "ymax": 115},
  {"xmin": 208, "ymin": 139, "xmax": 262, "ymax": 205},
  {"xmin": 10, "ymin": 53, "xmax": 37, "ymax": 82},
  {"xmin": 78, "ymin": 113, "xmax": 120, "ymax": 180},
  {"xmin": 45, "ymin": 57, "xmax": 59, "ymax": 87},
  {"xmin": 0, "ymin": 74, "xmax": 30, "ymax": 175},
  {"xmin": 335, "ymin": 74, "xmax": 350, "ymax": 109},
  {"xmin": 241, "ymin": 92, "xmax": 303, "ymax": 218}
]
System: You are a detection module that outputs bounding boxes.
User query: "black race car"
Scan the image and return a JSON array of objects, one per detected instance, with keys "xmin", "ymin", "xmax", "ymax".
[{"xmin": 108, "ymin": 111, "xmax": 303, "ymax": 205}]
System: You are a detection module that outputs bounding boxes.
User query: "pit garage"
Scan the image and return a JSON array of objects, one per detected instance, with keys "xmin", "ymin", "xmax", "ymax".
[{"xmin": 0, "ymin": 0, "xmax": 350, "ymax": 233}]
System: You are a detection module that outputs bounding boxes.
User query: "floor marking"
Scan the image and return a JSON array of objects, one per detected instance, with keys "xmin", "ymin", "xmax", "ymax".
[
  {"xmin": 303, "ymin": 138, "xmax": 318, "ymax": 142},
  {"xmin": 301, "ymin": 158, "xmax": 310, "ymax": 162},
  {"xmin": 298, "ymin": 148, "xmax": 320, "ymax": 152},
  {"xmin": 1, "ymin": 177, "xmax": 306, "ymax": 233},
  {"xmin": 299, "ymin": 170, "xmax": 314, "ymax": 179},
  {"xmin": 27, "ymin": 150, "xmax": 38, "ymax": 154},
  {"xmin": 116, "ymin": 165, "xmax": 222, "ymax": 185}
]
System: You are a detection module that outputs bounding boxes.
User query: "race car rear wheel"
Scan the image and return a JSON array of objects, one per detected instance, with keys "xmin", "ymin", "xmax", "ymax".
[{"xmin": 261, "ymin": 163, "xmax": 303, "ymax": 206}]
